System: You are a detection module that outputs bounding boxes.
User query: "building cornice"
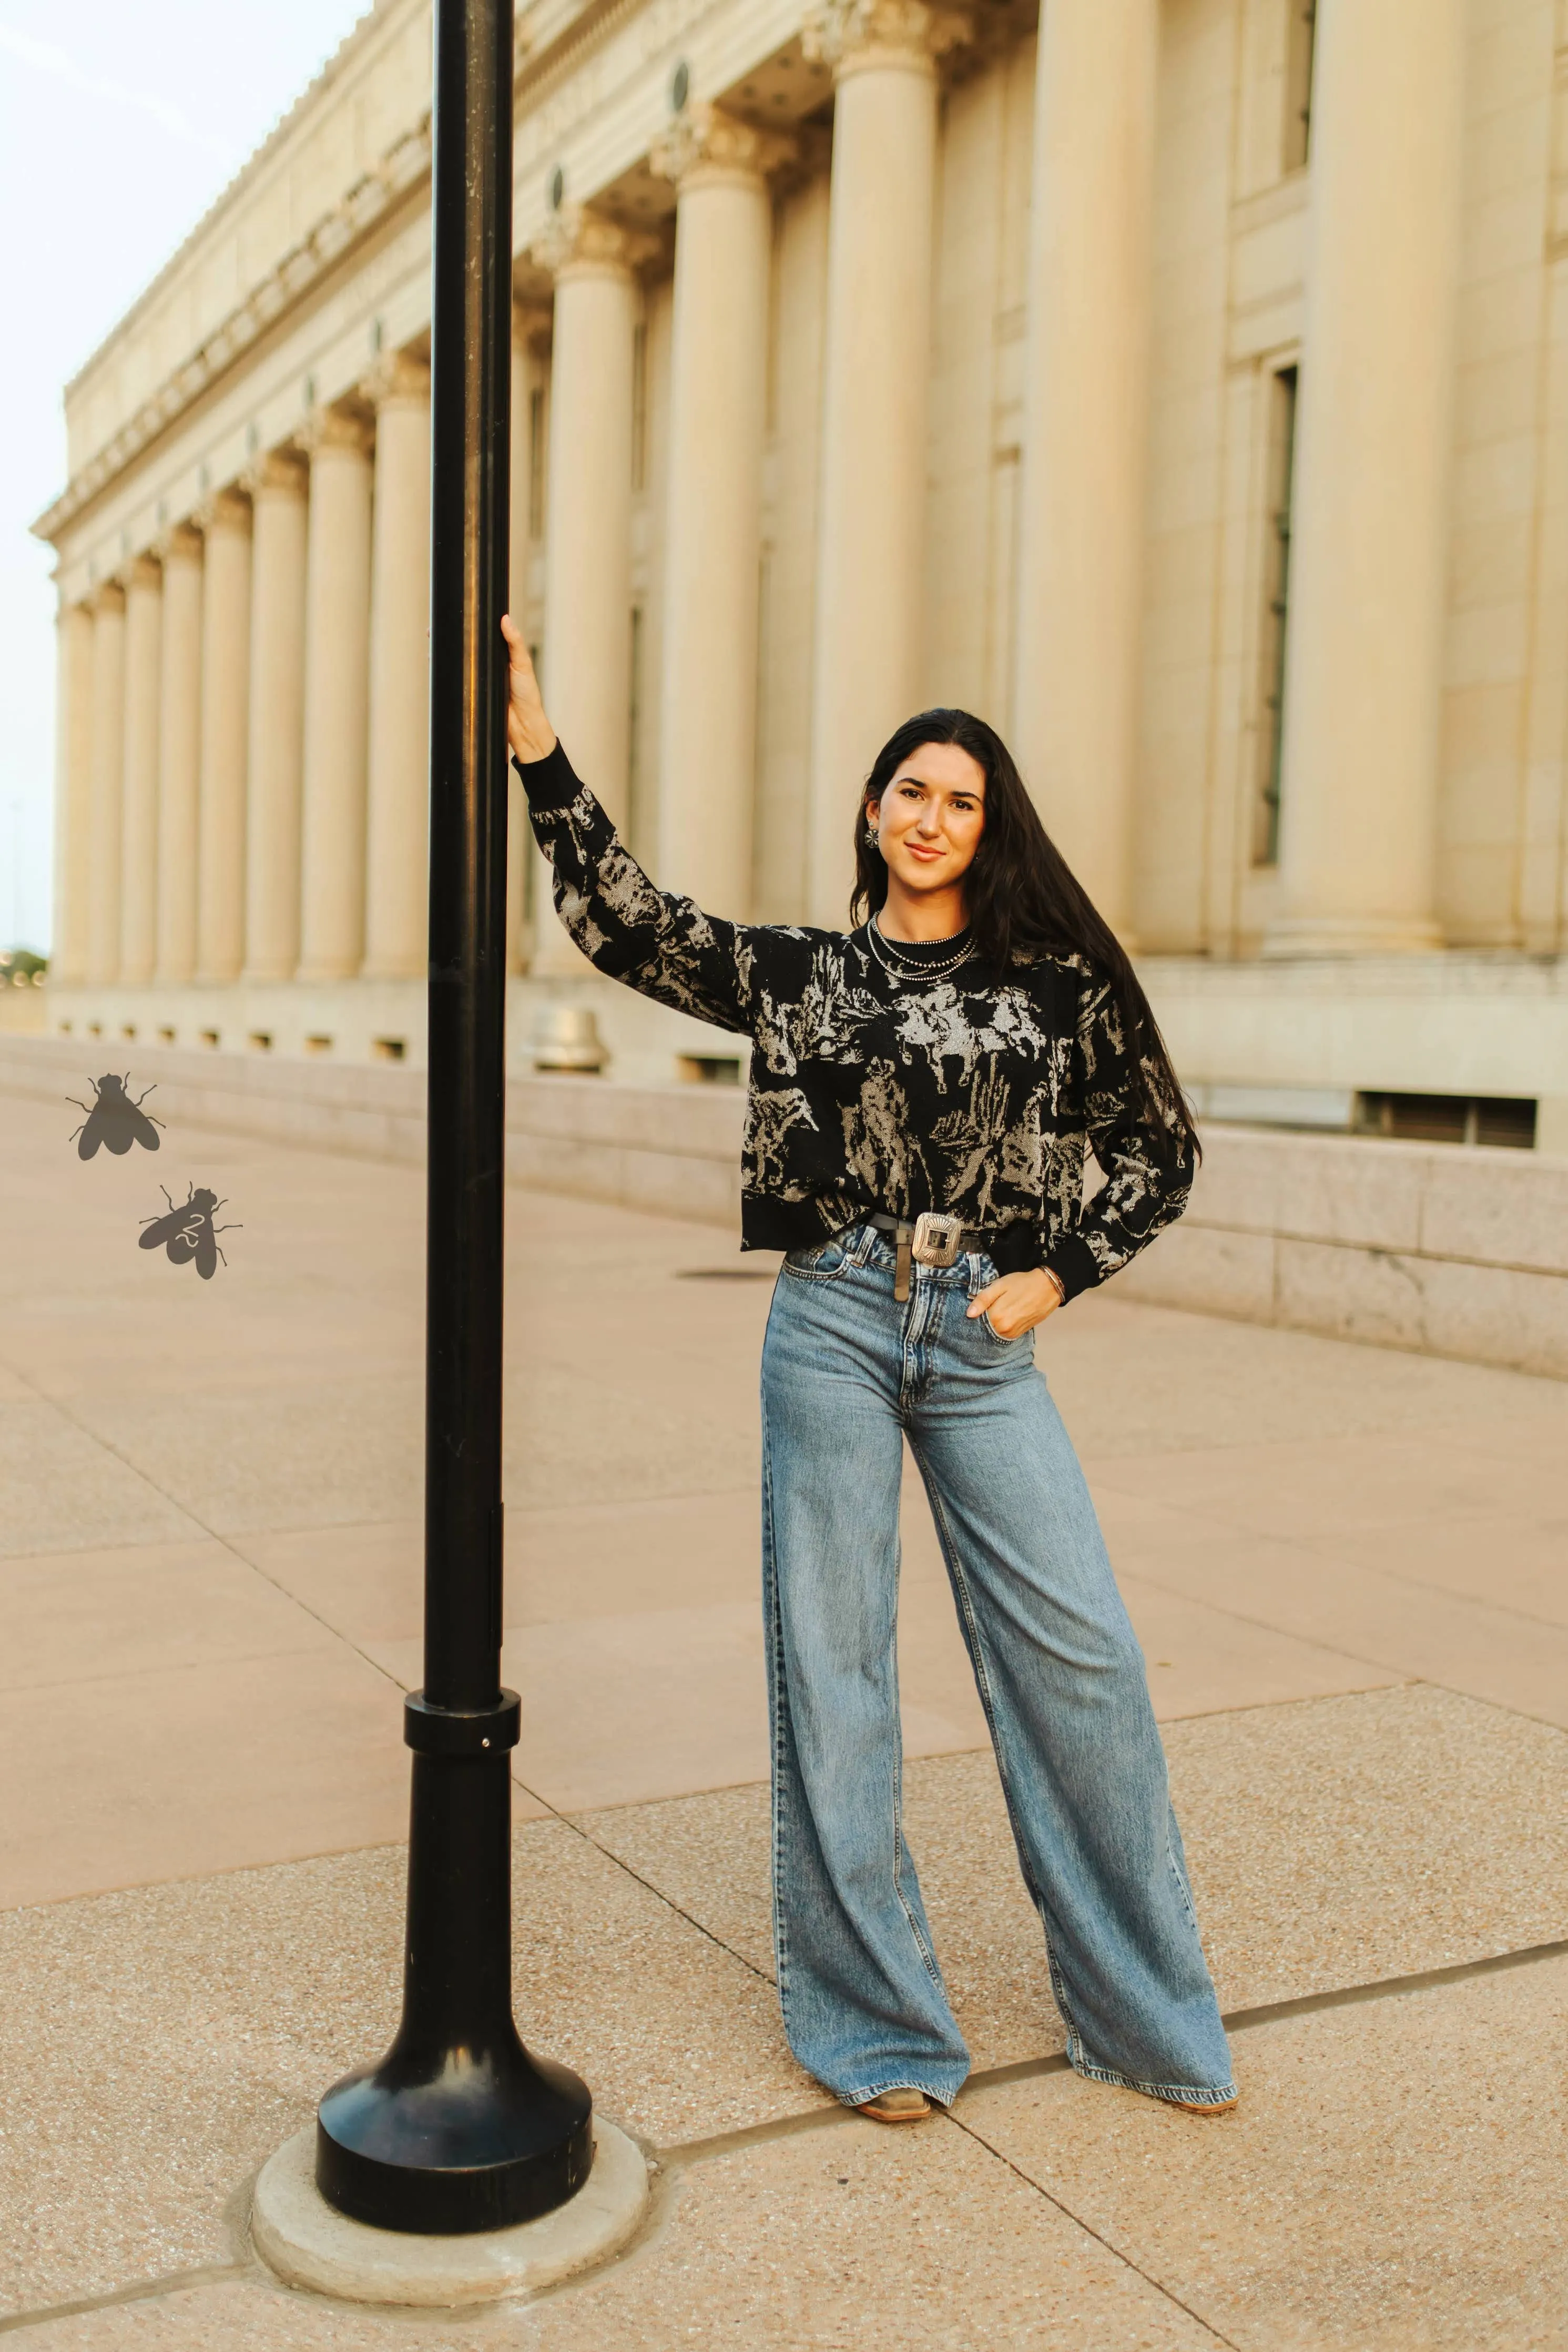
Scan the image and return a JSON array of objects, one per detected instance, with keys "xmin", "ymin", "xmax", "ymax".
[
  {"xmin": 62, "ymin": 1, "xmax": 412, "ymax": 409},
  {"xmin": 34, "ymin": 0, "xmax": 833, "ymax": 550},
  {"xmin": 32, "ymin": 110, "xmax": 432, "ymax": 549}
]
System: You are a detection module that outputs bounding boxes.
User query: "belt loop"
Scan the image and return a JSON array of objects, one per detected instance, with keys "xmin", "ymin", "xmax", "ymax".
[{"xmin": 894, "ymin": 1222, "xmax": 912, "ymax": 1303}]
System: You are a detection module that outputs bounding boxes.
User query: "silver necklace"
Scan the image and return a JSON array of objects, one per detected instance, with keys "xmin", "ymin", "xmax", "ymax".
[{"xmin": 867, "ymin": 914, "xmax": 973, "ymax": 984}]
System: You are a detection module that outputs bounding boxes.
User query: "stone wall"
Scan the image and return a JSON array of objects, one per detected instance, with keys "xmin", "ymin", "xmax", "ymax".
[
  {"xmin": 0, "ymin": 1034, "xmax": 739, "ymax": 1228},
  {"xmin": 6, "ymin": 1032, "xmax": 1564, "ymax": 1377},
  {"xmin": 1117, "ymin": 1124, "xmax": 1568, "ymax": 1381}
]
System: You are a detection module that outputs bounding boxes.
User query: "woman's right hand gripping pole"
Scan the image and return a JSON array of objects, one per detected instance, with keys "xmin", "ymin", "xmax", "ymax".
[{"xmin": 501, "ymin": 613, "xmax": 557, "ymax": 764}]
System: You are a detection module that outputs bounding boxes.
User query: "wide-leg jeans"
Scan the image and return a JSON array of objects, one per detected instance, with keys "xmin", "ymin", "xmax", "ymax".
[{"xmin": 759, "ymin": 1222, "xmax": 1236, "ymax": 2112}]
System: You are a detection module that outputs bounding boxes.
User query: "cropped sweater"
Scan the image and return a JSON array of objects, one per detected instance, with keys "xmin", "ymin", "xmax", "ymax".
[{"xmin": 519, "ymin": 743, "xmax": 1194, "ymax": 1301}]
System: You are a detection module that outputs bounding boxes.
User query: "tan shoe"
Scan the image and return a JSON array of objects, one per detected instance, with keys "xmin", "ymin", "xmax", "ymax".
[
  {"xmin": 1173, "ymin": 2094, "xmax": 1238, "ymax": 2116},
  {"xmin": 855, "ymin": 2087, "xmax": 933, "ymax": 2124}
]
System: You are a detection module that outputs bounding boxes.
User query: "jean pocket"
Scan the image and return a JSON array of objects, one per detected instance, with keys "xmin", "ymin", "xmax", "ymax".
[
  {"xmin": 967, "ymin": 1257, "xmax": 1031, "ymax": 1346},
  {"xmin": 782, "ymin": 1237, "xmax": 849, "ymax": 1282}
]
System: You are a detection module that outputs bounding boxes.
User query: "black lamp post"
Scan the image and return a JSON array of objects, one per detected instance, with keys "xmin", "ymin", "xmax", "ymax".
[{"xmin": 312, "ymin": 0, "xmax": 593, "ymax": 2235}]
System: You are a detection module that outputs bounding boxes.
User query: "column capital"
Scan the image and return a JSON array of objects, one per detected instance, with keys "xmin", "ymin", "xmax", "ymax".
[
  {"xmin": 153, "ymin": 522, "xmax": 203, "ymax": 565},
  {"xmin": 512, "ymin": 300, "xmax": 552, "ymax": 350},
  {"xmin": 241, "ymin": 447, "xmax": 309, "ymax": 500},
  {"xmin": 89, "ymin": 578, "xmax": 126, "ymax": 615},
  {"xmin": 651, "ymin": 104, "xmax": 798, "ymax": 192},
  {"xmin": 802, "ymin": 0, "xmax": 970, "ymax": 79},
  {"xmin": 362, "ymin": 349, "xmax": 431, "ymax": 408},
  {"xmin": 194, "ymin": 485, "xmax": 252, "ymax": 536},
  {"xmin": 300, "ymin": 402, "xmax": 374, "ymax": 459},
  {"xmin": 530, "ymin": 204, "xmax": 660, "ymax": 284},
  {"xmin": 122, "ymin": 552, "xmax": 162, "ymax": 593}
]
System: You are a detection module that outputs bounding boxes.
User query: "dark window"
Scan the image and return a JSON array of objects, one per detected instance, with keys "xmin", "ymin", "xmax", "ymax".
[
  {"xmin": 1284, "ymin": 2, "xmax": 1317, "ymax": 173},
  {"xmin": 1355, "ymin": 1093, "xmax": 1538, "ymax": 1150},
  {"xmin": 527, "ymin": 386, "xmax": 546, "ymax": 539},
  {"xmin": 1255, "ymin": 364, "xmax": 1299, "ymax": 867},
  {"xmin": 631, "ymin": 319, "xmax": 649, "ymax": 494}
]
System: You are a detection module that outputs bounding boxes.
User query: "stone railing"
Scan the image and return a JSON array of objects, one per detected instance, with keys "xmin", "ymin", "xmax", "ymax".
[
  {"xmin": 4, "ymin": 1034, "xmax": 1563, "ymax": 1376},
  {"xmin": 0, "ymin": 1035, "xmax": 740, "ymax": 1227},
  {"xmin": 1115, "ymin": 1123, "xmax": 1568, "ymax": 1379}
]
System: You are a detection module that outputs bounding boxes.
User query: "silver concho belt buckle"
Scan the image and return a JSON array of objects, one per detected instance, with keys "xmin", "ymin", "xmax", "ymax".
[{"xmin": 911, "ymin": 1211, "xmax": 965, "ymax": 1269}]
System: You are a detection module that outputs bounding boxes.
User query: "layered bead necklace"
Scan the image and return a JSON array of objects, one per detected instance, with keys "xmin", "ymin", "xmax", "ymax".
[{"xmin": 866, "ymin": 913, "xmax": 974, "ymax": 985}]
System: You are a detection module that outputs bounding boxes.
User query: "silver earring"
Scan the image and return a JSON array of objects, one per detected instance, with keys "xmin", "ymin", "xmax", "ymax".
[{"xmin": 865, "ymin": 823, "xmax": 880, "ymax": 849}]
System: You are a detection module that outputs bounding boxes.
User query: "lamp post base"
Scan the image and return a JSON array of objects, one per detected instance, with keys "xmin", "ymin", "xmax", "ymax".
[
  {"xmin": 253, "ymin": 2119, "xmax": 649, "ymax": 2307},
  {"xmin": 316, "ymin": 2043, "xmax": 593, "ymax": 2234}
]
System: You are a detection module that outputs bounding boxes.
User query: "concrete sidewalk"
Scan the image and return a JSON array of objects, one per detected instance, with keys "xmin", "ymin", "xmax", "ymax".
[{"xmin": 1, "ymin": 1086, "xmax": 1565, "ymax": 2348}]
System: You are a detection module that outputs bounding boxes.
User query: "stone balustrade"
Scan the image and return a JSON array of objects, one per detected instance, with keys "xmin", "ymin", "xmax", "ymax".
[{"xmin": 3, "ymin": 1031, "xmax": 1563, "ymax": 1379}]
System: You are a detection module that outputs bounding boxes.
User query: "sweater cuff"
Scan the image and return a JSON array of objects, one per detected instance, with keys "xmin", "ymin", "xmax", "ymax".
[
  {"xmin": 512, "ymin": 740, "xmax": 580, "ymax": 810},
  {"xmin": 1042, "ymin": 1232, "xmax": 1101, "ymax": 1305}
]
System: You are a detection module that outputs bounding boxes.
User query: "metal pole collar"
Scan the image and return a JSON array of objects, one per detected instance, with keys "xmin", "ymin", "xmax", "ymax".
[{"xmin": 403, "ymin": 1689, "xmax": 522, "ymax": 1756}]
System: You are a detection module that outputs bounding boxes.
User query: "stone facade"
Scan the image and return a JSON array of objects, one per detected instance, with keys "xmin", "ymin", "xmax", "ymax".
[{"xmin": 32, "ymin": 0, "xmax": 1568, "ymax": 1144}]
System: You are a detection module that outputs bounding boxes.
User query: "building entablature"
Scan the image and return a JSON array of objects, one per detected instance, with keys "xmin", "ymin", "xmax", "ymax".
[{"xmin": 36, "ymin": 0, "xmax": 909, "ymax": 585}]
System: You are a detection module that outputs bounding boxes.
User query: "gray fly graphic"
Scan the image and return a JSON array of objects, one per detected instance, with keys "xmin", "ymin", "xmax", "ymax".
[
  {"xmin": 69, "ymin": 1073, "xmax": 163, "ymax": 1159},
  {"xmin": 139, "ymin": 1185, "xmax": 240, "ymax": 1280}
]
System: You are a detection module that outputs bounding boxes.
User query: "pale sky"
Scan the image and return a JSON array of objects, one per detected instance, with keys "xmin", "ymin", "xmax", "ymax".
[{"xmin": 0, "ymin": 0, "xmax": 378, "ymax": 951}]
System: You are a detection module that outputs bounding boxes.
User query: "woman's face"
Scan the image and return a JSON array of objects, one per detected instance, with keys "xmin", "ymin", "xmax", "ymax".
[{"xmin": 867, "ymin": 742, "xmax": 987, "ymax": 899}]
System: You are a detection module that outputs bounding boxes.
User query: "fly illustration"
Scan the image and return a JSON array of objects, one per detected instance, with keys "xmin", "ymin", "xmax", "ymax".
[
  {"xmin": 69, "ymin": 1073, "xmax": 163, "ymax": 1159},
  {"xmin": 139, "ymin": 1184, "xmax": 240, "ymax": 1280}
]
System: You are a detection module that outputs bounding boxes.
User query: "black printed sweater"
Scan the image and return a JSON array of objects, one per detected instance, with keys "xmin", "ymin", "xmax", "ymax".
[{"xmin": 520, "ymin": 743, "xmax": 1194, "ymax": 1301}]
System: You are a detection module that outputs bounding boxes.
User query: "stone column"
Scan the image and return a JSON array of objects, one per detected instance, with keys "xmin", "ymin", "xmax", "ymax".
[
  {"xmin": 242, "ymin": 450, "xmax": 310, "ymax": 982},
  {"xmin": 118, "ymin": 555, "xmax": 164, "ymax": 987},
  {"xmin": 51, "ymin": 598, "xmax": 96, "ymax": 988},
  {"xmin": 530, "ymin": 208, "xmax": 653, "ymax": 972},
  {"xmin": 651, "ymin": 107, "xmax": 791, "ymax": 916},
  {"xmin": 1265, "ymin": 0, "xmax": 1465, "ymax": 955},
  {"xmin": 1011, "ymin": 0, "xmax": 1159, "ymax": 938},
  {"xmin": 154, "ymin": 526, "xmax": 205, "ymax": 984},
  {"xmin": 362, "ymin": 358, "xmax": 432, "ymax": 980},
  {"xmin": 86, "ymin": 583, "xmax": 127, "ymax": 986},
  {"xmin": 298, "ymin": 409, "xmax": 375, "ymax": 980},
  {"xmin": 195, "ymin": 492, "xmax": 252, "ymax": 985},
  {"xmin": 802, "ymin": 0, "xmax": 967, "ymax": 926}
]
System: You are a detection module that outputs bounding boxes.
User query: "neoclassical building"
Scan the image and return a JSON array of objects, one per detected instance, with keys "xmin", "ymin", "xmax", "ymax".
[{"xmin": 35, "ymin": 0, "xmax": 1568, "ymax": 1146}]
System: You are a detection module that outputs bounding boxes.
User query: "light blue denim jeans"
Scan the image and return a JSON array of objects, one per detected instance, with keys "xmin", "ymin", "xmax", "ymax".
[{"xmin": 759, "ymin": 1221, "xmax": 1235, "ymax": 2112}]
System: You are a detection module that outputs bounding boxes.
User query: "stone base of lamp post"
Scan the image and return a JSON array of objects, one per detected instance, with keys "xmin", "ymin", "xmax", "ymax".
[{"xmin": 251, "ymin": 2120, "xmax": 650, "ymax": 2307}]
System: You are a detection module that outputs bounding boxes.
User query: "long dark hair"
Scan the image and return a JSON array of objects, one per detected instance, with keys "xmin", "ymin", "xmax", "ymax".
[{"xmin": 849, "ymin": 707, "xmax": 1198, "ymax": 1161}]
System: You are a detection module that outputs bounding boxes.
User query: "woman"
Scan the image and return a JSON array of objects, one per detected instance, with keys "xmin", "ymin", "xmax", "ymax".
[{"xmin": 501, "ymin": 614, "xmax": 1236, "ymax": 2125}]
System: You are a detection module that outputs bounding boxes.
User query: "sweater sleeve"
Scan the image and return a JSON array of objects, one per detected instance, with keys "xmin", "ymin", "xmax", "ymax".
[
  {"xmin": 1042, "ymin": 964, "xmax": 1195, "ymax": 1303},
  {"xmin": 517, "ymin": 742, "xmax": 755, "ymax": 1036}
]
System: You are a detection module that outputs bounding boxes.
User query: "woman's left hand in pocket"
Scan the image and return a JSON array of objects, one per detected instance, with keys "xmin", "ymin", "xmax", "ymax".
[{"xmin": 966, "ymin": 1267, "xmax": 1064, "ymax": 1339}]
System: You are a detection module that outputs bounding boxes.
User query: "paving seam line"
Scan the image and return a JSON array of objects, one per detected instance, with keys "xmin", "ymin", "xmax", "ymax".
[
  {"xmin": 940, "ymin": 2106, "xmax": 1245, "ymax": 2351},
  {"xmin": 652, "ymin": 1936, "xmax": 1568, "ymax": 2352},
  {"xmin": 1, "ymin": 1361, "xmax": 415, "ymax": 1706},
  {"xmin": 2, "ymin": 1938, "xmax": 1562, "ymax": 2337},
  {"xmin": 521, "ymin": 1779, "xmax": 780, "ymax": 1985},
  {"xmin": 1109, "ymin": 1555, "xmax": 1568, "ymax": 1736},
  {"xmin": 0, "ymin": 2265, "xmax": 243, "ymax": 2337},
  {"xmin": 0, "ymin": 1351, "xmax": 768, "ymax": 1991},
  {"xmin": 661, "ymin": 1930, "xmax": 1568, "ymax": 2168},
  {"xmin": 0, "ymin": 1356, "xmax": 773, "ymax": 1992}
]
